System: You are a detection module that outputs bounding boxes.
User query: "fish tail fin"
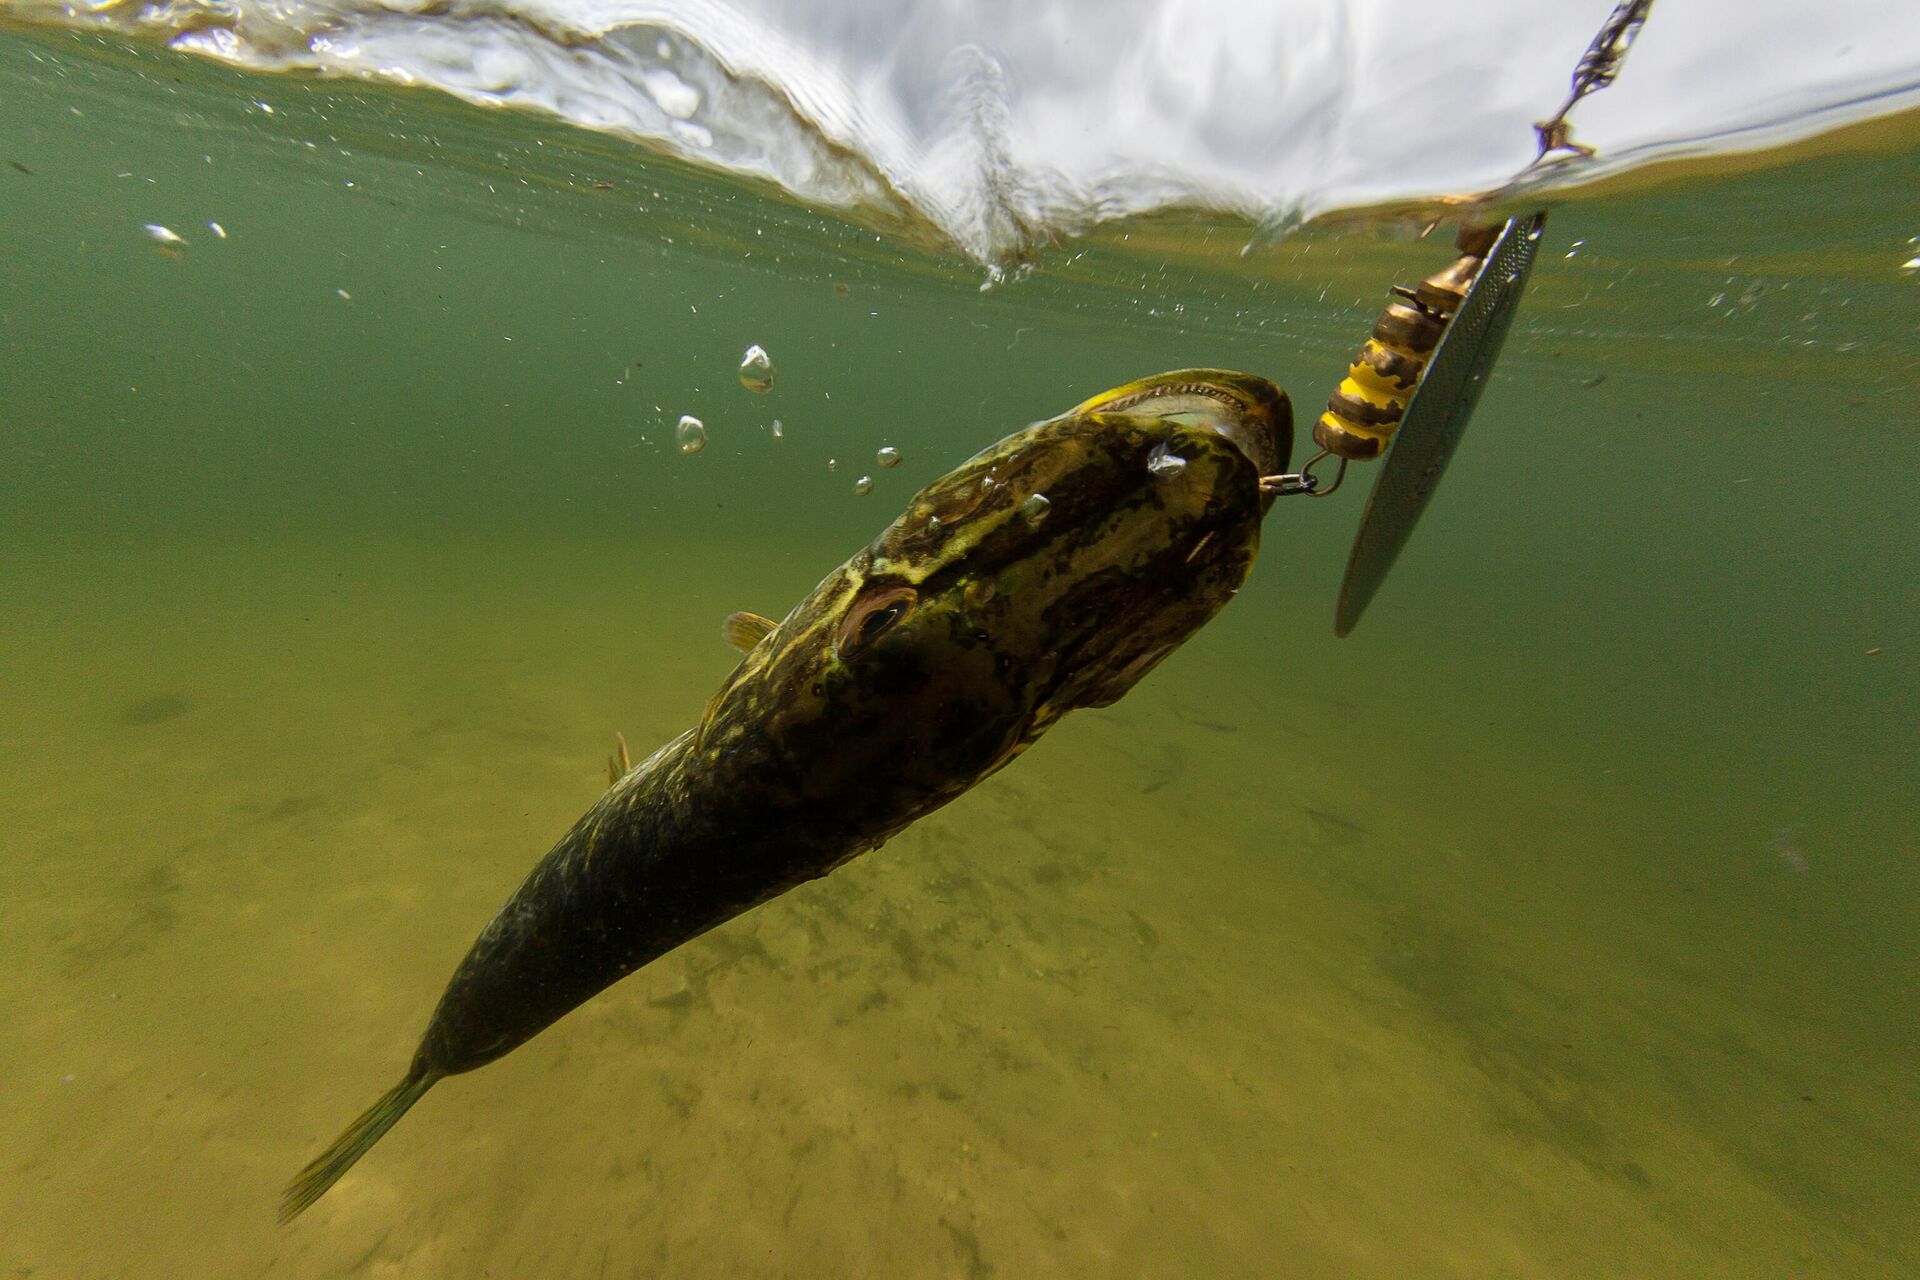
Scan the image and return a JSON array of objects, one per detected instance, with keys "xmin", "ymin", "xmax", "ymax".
[{"xmin": 279, "ymin": 1069, "xmax": 439, "ymax": 1223}]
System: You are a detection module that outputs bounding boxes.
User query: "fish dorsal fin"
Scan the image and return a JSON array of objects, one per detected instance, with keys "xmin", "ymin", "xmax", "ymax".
[{"xmin": 721, "ymin": 611, "xmax": 778, "ymax": 653}]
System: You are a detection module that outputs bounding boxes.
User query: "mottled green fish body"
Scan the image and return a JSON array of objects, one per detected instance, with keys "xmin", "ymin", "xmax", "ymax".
[{"xmin": 282, "ymin": 371, "xmax": 1290, "ymax": 1221}]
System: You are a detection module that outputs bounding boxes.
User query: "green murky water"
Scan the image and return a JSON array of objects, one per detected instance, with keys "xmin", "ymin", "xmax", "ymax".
[{"xmin": 3, "ymin": 23, "xmax": 1917, "ymax": 1279}]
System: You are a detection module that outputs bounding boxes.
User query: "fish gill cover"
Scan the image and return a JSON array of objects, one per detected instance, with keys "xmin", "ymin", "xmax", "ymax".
[{"xmin": 6, "ymin": 0, "xmax": 1920, "ymax": 261}]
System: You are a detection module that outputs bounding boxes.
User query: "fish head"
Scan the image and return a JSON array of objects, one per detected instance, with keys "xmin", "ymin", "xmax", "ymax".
[{"xmin": 699, "ymin": 369, "xmax": 1290, "ymax": 826}]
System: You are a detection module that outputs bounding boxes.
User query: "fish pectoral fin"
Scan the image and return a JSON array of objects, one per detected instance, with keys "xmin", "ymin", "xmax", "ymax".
[
  {"xmin": 721, "ymin": 611, "xmax": 778, "ymax": 653},
  {"xmin": 606, "ymin": 731, "xmax": 632, "ymax": 788}
]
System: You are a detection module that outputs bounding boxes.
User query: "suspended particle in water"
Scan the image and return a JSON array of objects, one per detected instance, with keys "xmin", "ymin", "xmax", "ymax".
[
  {"xmin": 738, "ymin": 344, "xmax": 775, "ymax": 392},
  {"xmin": 208, "ymin": 221, "xmax": 227, "ymax": 239},
  {"xmin": 876, "ymin": 445, "xmax": 902, "ymax": 468},
  {"xmin": 770, "ymin": 418, "xmax": 785, "ymax": 440},
  {"xmin": 826, "ymin": 457, "xmax": 838, "ymax": 472},
  {"xmin": 675, "ymin": 414, "xmax": 708, "ymax": 454},
  {"xmin": 1019, "ymin": 493, "xmax": 1051, "ymax": 524},
  {"xmin": 1769, "ymin": 828, "xmax": 1809, "ymax": 874},
  {"xmin": 335, "ymin": 288, "xmax": 352, "ymax": 302},
  {"xmin": 1146, "ymin": 445, "xmax": 1187, "ymax": 478},
  {"xmin": 853, "ymin": 475, "xmax": 874, "ymax": 496},
  {"xmin": 142, "ymin": 223, "xmax": 186, "ymax": 254}
]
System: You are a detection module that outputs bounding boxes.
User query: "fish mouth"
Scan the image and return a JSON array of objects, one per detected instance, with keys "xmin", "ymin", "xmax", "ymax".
[
  {"xmin": 1071, "ymin": 368, "xmax": 1292, "ymax": 478},
  {"xmin": 1193, "ymin": 401, "xmax": 1287, "ymax": 478}
]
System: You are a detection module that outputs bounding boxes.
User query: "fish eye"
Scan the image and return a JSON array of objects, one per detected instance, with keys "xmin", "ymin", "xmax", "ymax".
[
  {"xmin": 860, "ymin": 602, "xmax": 907, "ymax": 642},
  {"xmin": 835, "ymin": 585, "xmax": 918, "ymax": 659}
]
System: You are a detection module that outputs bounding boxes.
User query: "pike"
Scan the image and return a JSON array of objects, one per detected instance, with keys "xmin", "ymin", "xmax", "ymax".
[{"xmin": 281, "ymin": 371, "xmax": 1291, "ymax": 1221}]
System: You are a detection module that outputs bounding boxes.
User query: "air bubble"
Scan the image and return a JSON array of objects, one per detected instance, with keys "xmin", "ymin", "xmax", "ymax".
[
  {"xmin": 738, "ymin": 344, "xmax": 775, "ymax": 392},
  {"xmin": 1019, "ymin": 493, "xmax": 1051, "ymax": 523},
  {"xmin": 827, "ymin": 457, "xmax": 838, "ymax": 472},
  {"xmin": 853, "ymin": 475, "xmax": 874, "ymax": 495},
  {"xmin": 876, "ymin": 445, "xmax": 902, "ymax": 468},
  {"xmin": 675, "ymin": 415, "xmax": 707, "ymax": 454},
  {"xmin": 142, "ymin": 223, "xmax": 186, "ymax": 253},
  {"xmin": 641, "ymin": 68, "xmax": 699, "ymax": 119},
  {"xmin": 1146, "ymin": 445, "xmax": 1187, "ymax": 478}
]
